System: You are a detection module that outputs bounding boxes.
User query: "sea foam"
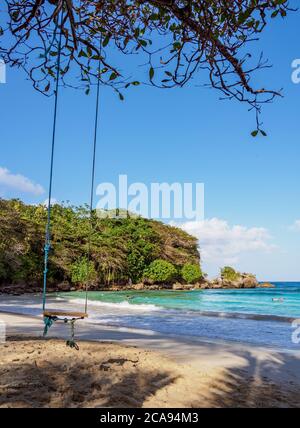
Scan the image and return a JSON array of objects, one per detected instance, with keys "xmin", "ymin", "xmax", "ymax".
[{"xmin": 67, "ymin": 298, "xmax": 162, "ymax": 312}]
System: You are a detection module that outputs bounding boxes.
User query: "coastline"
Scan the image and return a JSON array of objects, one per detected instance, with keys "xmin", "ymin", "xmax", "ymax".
[
  {"xmin": 0, "ymin": 308, "xmax": 296, "ymax": 353},
  {"xmin": 0, "ymin": 276, "xmax": 271, "ymax": 296},
  {"xmin": 1, "ymin": 311, "xmax": 300, "ymax": 408},
  {"xmin": 3, "ymin": 296, "xmax": 295, "ymax": 323},
  {"xmin": 1, "ymin": 289, "xmax": 299, "ymax": 351}
]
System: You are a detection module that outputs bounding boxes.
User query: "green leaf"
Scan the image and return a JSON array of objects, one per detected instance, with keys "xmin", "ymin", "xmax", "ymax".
[
  {"xmin": 78, "ymin": 49, "xmax": 87, "ymax": 58},
  {"xmin": 238, "ymin": 9, "xmax": 252, "ymax": 24},
  {"xmin": 109, "ymin": 72, "xmax": 118, "ymax": 81},
  {"xmin": 149, "ymin": 13, "xmax": 159, "ymax": 21},
  {"xmin": 173, "ymin": 42, "xmax": 181, "ymax": 50},
  {"xmin": 103, "ymin": 34, "xmax": 111, "ymax": 47},
  {"xmin": 47, "ymin": 68, "xmax": 55, "ymax": 78},
  {"xmin": 138, "ymin": 39, "xmax": 147, "ymax": 47},
  {"xmin": 12, "ymin": 11, "xmax": 19, "ymax": 22},
  {"xmin": 87, "ymin": 46, "xmax": 93, "ymax": 57},
  {"xmin": 149, "ymin": 67, "xmax": 154, "ymax": 80},
  {"xmin": 260, "ymin": 130, "xmax": 267, "ymax": 137},
  {"xmin": 251, "ymin": 130, "xmax": 259, "ymax": 137},
  {"xmin": 280, "ymin": 9, "xmax": 287, "ymax": 17}
]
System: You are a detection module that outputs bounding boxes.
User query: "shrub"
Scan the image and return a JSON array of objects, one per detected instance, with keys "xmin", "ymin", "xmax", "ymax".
[
  {"xmin": 181, "ymin": 263, "xmax": 203, "ymax": 284},
  {"xmin": 71, "ymin": 257, "xmax": 97, "ymax": 286},
  {"xmin": 12, "ymin": 254, "xmax": 42, "ymax": 283},
  {"xmin": 220, "ymin": 266, "xmax": 240, "ymax": 281},
  {"xmin": 127, "ymin": 238, "xmax": 159, "ymax": 283},
  {"xmin": 143, "ymin": 259, "xmax": 177, "ymax": 284},
  {"xmin": 0, "ymin": 257, "xmax": 9, "ymax": 283}
]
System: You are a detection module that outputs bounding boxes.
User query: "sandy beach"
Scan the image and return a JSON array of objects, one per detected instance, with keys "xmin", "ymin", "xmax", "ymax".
[{"xmin": 1, "ymin": 311, "xmax": 300, "ymax": 408}]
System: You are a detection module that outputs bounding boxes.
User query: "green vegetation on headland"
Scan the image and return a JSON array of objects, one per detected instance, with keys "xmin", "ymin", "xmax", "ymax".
[
  {"xmin": 0, "ymin": 199, "xmax": 265, "ymax": 293},
  {"xmin": 0, "ymin": 199, "xmax": 201, "ymax": 291},
  {"xmin": 207, "ymin": 266, "xmax": 260, "ymax": 289}
]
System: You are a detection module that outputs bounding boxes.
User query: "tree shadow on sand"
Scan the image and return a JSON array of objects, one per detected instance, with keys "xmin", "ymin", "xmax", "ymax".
[
  {"xmin": 0, "ymin": 337, "xmax": 178, "ymax": 408},
  {"xmin": 191, "ymin": 348, "xmax": 300, "ymax": 408},
  {"xmin": 2, "ymin": 337, "xmax": 300, "ymax": 408}
]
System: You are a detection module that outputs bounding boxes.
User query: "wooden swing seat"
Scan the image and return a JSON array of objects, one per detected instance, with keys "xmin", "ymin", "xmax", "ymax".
[{"xmin": 43, "ymin": 310, "xmax": 88, "ymax": 319}]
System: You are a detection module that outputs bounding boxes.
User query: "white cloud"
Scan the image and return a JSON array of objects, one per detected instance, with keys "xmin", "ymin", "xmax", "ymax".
[
  {"xmin": 0, "ymin": 167, "xmax": 44, "ymax": 196},
  {"xmin": 290, "ymin": 220, "xmax": 300, "ymax": 232},
  {"xmin": 176, "ymin": 218, "xmax": 275, "ymax": 266},
  {"xmin": 42, "ymin": 198, "xmax": 58, "ymax": 207}
]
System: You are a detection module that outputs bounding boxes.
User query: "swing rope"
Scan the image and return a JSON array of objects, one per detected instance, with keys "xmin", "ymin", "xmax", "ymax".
[
  {"xmin": 42, "ymin": 6, "xmax": 102, "ymax": 351},
  {"xmin": 42, "ymin": 9, "xmax": 63, "ymax": 313},
  {"xmin": 85, "ymin": 37, "xmax": 102, "ymax": 314}
]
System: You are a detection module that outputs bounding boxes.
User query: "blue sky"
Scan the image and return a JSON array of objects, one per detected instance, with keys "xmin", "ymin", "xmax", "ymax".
[{"xmin": 1, "ymin": 11, "xmax": 299, "ymax": 280}]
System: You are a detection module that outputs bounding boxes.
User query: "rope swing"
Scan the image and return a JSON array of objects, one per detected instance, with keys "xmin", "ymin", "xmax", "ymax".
[{"xmin": 42, "ymin": 7, "xmax": 102, "ymax": 350}]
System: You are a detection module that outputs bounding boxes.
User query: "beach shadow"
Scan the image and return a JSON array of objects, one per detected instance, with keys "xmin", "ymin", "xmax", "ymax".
[
  {"xmin": 0, "ymin": 337, "xmax": 178, "ymax": 408},
  {"xmin": 0, "ymin": 360, "xmax": 57, "ymax": 407},
  {"xmin": 3, "ymin": 315, "xmax": 300, "ymax": 408},
  {"xmin": 0, "ymin": 362, "xmax": 177, "ymax": 408},
  {"xmin": 196, "ymin": 349, "xmax": 300, "ymax": 408}
]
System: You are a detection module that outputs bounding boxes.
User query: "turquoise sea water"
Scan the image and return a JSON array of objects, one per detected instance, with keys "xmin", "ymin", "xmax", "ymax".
[
  {"xmin": 56, "ymin": 282, "xmax": 300, "ymax": 351},
  {"xmin": 64, "ymin": 282, "xmax": 300, "ymax": 319},
  {"xmin": 1, "ymin": 283, "xmax": 300, "ymax": 350}
]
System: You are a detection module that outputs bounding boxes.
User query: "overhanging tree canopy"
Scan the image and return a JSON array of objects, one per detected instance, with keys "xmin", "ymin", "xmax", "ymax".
[{"xmin": 0, "ymin": 1, "xmax": 296, "ymax": 132}]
